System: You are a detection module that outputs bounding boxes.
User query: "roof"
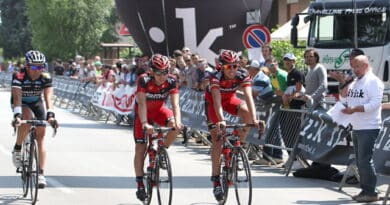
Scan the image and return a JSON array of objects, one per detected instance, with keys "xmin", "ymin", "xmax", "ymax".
[{"xmin": 100, "ymin": 43, "xmax": 134, "ymax": 48}]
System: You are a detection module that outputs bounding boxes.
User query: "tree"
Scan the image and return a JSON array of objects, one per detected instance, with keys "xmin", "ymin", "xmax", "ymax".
[
  {"xmin": 0, "ymin": 0, "xmax": 32, "ymax": 59},
  {"xmin": 25, "ymin": 0, "xmax": 114, "ymax": 61}
]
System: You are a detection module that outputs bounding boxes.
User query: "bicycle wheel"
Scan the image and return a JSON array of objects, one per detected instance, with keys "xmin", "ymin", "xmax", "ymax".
[
  {"xmin": 156, "ymin": 147, "xmax": 172, "ymax": 205},
  {"xmin": 21, "ymin": 143, "xmax": 29, "ymax": 197},
  {"xmin": 143, "ymin": 153, "xmax": 154, "ymax": 205},
  {"xmin": 29, "ymin": 139, "xmax": 40, "ymax": 205},
  {"xmin": 232, "ymin": 147, "xmax": 252, "ymax": 205},
  {"xmin": 220, "ymin": 157, "xmax": 230, "ymax": 205}
]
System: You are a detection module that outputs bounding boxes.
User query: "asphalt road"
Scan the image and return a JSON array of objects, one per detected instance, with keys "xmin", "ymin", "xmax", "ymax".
[{"xmin": 0, "ymin": 89, "xmax": 388, "ymax": 205}]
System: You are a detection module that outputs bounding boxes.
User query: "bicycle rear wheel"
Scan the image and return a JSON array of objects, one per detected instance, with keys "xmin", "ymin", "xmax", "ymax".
[
  {"xmin": 233, "ymin": 147, "xmax": 252, "ymax": 205},
  {"xmin": 29, "ymin": 139, "xmax": 39, "ymax": 205},
  {"xmin": 21, "ymin": 143, "xmax": 30, "ymax": 197},
  {"xmin": 156, "ymin": 147, "xmax": 172, "ymax": 205}
]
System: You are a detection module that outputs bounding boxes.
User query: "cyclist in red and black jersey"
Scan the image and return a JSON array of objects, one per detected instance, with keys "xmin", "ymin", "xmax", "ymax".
[
  {"xmin": 205, "ymin": 50, "xmax": 261, "ymax": 202},
  {"xmin": 11, "ymin": 50, "xmax": 58, "ymax": 189},
  {"xmin": 133, "ymin": 54, "xmax": 182, "ymax": 202}
]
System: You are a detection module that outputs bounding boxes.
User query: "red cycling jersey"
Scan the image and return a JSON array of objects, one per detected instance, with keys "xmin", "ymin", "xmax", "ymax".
[
  {"xmin": 205, "ymin": 68, "xmax": 252, "ymax": 124},
  {"xmin": 134, "ymin": 73, "xmax": 179, "ymax": 143}
]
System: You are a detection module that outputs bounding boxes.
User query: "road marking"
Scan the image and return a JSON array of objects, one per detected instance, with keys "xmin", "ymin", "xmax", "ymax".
[{"xmin": 46, "ymin": 177, "xmax": 75, "ymax": 194}]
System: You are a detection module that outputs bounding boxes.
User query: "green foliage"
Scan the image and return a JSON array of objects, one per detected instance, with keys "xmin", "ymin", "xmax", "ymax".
[
  {"xmin": 271, "ymin": 40, "xmax": 307, "ymax": 71},
  {"xmin": 25, "ymin": 0, "xmax": 114, "ymax": 61},
  {"xmin": 0, "ymin": 0, "xmax": 32, "ymax": 59}
]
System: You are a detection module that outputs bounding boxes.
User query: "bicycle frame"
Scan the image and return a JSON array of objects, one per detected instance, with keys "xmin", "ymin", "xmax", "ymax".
[
  {"xmin": 143, "ymin": 127, "xmax": 175, "ymax": 205},
  {"xmin": 15, "ymin": 120, "xmax": 57, "ymax": 205},
  {"xmin": 219, "ymin": 123, "xmax": 255, "ymax": 205}
]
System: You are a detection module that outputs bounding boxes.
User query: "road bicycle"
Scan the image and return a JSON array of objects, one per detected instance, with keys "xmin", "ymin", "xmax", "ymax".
[
  {"xmin": 14, "ymin": 120, "xmax": 57, "ymax": 205},
  {"xmin": 219, "ymin": 123, "xmax": 255, "ymax": 205},
  {"xmin": 142, "ymin": 126, "xmax": 175, "ymax": 205}
]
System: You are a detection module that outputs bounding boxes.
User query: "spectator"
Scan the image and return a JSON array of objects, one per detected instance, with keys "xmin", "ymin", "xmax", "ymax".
[
  {"xmin": 301, "ymin": 48, "xmax": 328, "ymax": 108},
  {"xmin": 340, "ymin": 54, "xmax": 383, "ymax": 203},
  {"xmin": 266, "ymin": 56, "xmax": 288, "ymax": 100},
  {"xmin": 54, "ymin": 59, "xmax": 65, "ymax": 76},
  {"xmin": 253, "ymin": 56, "xmax": 288, "ymax": 166},
  {"xmin": 239, "ymin": 55, "xmax": 249, "ymax": 68},
  {"xmin": 282, "ymin": 53, "xmax": 306, "ymax": 109},
  {"xmin": 193, "ymin": 58, "xmax": 213, "ymax": 91},
  {"xmin": 183, "ymin": 54, "xmax": 195, "ymax": 88},
  {"xmin": 260, "ymin": 44, "xmax": 273, "ymax": 66},
  {"xmin": 182, "ymin": 47, "xmax": 191, "ymax": 55},
  {"xmin": 247, "ymin": 60, "xmax": 274, "ymax": 103}
]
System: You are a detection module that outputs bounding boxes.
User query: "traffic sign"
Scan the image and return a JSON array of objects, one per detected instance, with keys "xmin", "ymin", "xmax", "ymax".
[
  {"xmin": 119, "ymin": 24, "xmax": 131, "ymax": 36},
  {"xmin": 242, "ymin": 24, "xmax": 271, "ymax": 49}
]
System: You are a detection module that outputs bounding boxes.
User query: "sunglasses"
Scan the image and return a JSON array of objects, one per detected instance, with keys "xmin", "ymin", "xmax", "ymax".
[
  {"xmin": 265, "ymin": 63, "xmax": 276, "ymax": 68},
  {"xmin": 153, "ymin": 69, "xmax": 169, "ymax": 75},
  {"xmin": 30, "ymin": 65, "xmax": 45, "ymax": 70},
  {"xmin": 222, "ymin": 64, "xmax": 239, "ymax": 70}
]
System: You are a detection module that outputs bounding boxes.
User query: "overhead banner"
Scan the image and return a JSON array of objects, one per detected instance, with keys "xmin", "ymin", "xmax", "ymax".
[{"xmin": 115, "ymin": 0, "xmax": 274, "ymax": 66}]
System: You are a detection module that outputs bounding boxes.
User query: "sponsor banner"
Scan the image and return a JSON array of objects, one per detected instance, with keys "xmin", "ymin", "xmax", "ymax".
[
  {"xmin": 299, "ymin": 108, "xmax": 390, "ymax": 175},
  {"xmin": 91, "ymin": 83, "xmax": 136, "ymax": 115},
  {"xmin": 374, "ymin": 110, "xmax": 390, "ymax": 175}
]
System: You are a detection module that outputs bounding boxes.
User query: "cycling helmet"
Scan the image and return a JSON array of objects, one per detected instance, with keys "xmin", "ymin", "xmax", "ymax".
[
  {"xmin": 150, "ymin": 54, "xmax": 170, "ymax": 70},
  {"xmin": 25, "ymin": 50, "xmax": 46, "ymax": 64},
  {"xmin": 219, "ymin": 50, "xmax": 238, "ymax": 64}
]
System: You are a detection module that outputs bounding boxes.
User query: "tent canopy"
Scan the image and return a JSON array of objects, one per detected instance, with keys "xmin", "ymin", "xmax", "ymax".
[{"xmin": 271, "ymin": 8, "xmax": 309, "ymax": 41}]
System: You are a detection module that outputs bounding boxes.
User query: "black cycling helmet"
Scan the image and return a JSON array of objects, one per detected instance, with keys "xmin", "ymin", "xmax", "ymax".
[
  {"xmin": 219, "ymin": 50, "xmax": 239, "ymax": 64},
  {"xmin": 150, "ymin": 54, "xmax": 170, "ymax": 70},
  {"xmin": 25, "ymin": 50, "xmax": 46, "ymax": 64}
]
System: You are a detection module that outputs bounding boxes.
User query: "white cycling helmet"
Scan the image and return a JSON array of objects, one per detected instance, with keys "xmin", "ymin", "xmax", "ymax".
[{"xmin": 25, "ymin": 50, "xmax": 46, "ymax": 64}]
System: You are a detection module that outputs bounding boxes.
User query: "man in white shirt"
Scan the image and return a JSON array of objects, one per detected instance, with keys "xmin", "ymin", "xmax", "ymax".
[{"xmin": 341, "ymin": 54, "xmax": 383, "ymax": 203}]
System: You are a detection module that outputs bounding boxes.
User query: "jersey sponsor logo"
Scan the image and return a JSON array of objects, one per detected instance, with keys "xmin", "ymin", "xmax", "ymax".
[{"xmin": 146, "ymin": 92, "xmax": 169, "ymax": 100}]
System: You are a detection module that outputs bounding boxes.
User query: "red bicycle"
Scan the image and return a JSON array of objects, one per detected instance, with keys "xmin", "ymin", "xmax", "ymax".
[
  {"xmin": 142, "ymin": 126, "xmax": 175, "ymax": 205},
  {"xmin": 219, "ymin": 123, "xmax": 255, "ymax": 205}
]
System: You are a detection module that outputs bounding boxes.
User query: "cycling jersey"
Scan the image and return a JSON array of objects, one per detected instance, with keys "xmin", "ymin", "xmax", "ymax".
[
  {"xmin": 11, "ymin": 71, "xmax": 52, "ymax": 104},
  {"xmin": 205, "ymin": 68, "xmax": 251, "ymax": 102},
  {"xmin": 133, "ymin": 73, "xmax": 179, "ymax": 143},
  {"xmin": 135, "ymin": 73, "xmax": 179, "ymax": 110},
  {"xmin": 205, "ymin": 68, "xmax": 251, "ymax": 125}
]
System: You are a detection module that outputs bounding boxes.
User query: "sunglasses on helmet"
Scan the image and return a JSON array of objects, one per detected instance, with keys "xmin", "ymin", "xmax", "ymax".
[{"xmin": 29, "ymin": 65, "xmax": 45, "ymax": 70}]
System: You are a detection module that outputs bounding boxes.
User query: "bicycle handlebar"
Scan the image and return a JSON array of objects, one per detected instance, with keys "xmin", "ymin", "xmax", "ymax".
[
  {"xmin": 223, "ymin": 123, "xmax": 256, "ymax": 129},
  {"xmin": 15, "ymin": 120, "xmax": 58, "ymax": 137}
]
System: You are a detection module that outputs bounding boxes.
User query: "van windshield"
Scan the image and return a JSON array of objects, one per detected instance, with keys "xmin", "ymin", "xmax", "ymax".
[{"xmin": 309, "ymin": 12, "xmax": 389, "ymax": 48}]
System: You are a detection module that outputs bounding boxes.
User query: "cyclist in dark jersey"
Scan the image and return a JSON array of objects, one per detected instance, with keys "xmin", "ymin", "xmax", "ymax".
[
  {"xmin": 205, "ymin": 50, "xmax": 261, "ymax": 202},
  {"xmin": 133, "ymin": 54, "xmax": 182, "ymax": 201},
  {"xmin": 11, "ymin": 50, "xmax": 58, "ymax": 189}
]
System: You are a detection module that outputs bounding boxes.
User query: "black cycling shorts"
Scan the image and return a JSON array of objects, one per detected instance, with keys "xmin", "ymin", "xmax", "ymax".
[{"xmin": 22, "ymin": 100, "xmax": 46, "ymax": 120}]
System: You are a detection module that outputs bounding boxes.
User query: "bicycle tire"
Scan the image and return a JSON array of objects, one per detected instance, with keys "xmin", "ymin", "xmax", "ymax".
[
  {"xmin": 29, "ymin": 139, "xmax": 39, "ymax": 205},
  {"xmin": 156, "ymin": 147, "xmax": 172, "ymax": 205},
  {"xmin": 21, "ymin": 142, "xmax": 29, "ymax": 197},
  {"xmin": 144, "ymin": 163, "xmax": 153, "ymax": 205},
  {"xmin": 220, "ymin": 157, "xmax": 229, "ymax": 205},
  {"xmin": 232, "ymin": 147, "xmax": 252, "ymax": 205}
]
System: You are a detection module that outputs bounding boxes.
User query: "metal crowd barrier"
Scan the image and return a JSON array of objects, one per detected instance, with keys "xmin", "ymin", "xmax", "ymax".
[{"xmin": 0, "ymin": 72, "xmax": 12, "ymax": 88}]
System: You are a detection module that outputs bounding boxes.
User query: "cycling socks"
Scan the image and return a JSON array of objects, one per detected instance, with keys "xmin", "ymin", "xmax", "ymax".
[
  {"xmin": 136, "ymin": 176, "xmax": 144, "ymax": 188},
  {"xmin": 211, "ymin": 175, "xmax": 221, "ymax": 187}
]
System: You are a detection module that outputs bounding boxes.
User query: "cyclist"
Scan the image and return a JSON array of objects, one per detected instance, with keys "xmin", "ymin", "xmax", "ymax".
[
  {"xmin": 205, "ymin": 50, "xmax": 261, "ymax": 202},
  {"xmin": 133, "ymin": 54, "xmax": 182, "ymax": 202},
  {"xmin": 11, "ymin": 50, "xmax": 58, "ymax": 189}
]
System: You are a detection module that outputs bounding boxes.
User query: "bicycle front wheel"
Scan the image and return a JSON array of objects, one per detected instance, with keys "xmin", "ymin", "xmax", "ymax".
[
  {"xmin": 232, "ymin": 147, "xmax": 252, "ymax": 205},
  {"xmin": 29, "ymin": 139, "xmax": 40, "ymax": 205},
  {"xmin": 21, "ymin": 143, "xmax": 30, "ymax": 197},
  {"xmin": 156, "ymin": 147, "xmax": 172, "ymax": 205}
]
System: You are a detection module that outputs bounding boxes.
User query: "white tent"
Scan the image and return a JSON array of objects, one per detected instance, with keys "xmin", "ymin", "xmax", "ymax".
[{"xmin": 271, "ymin": 9, "xmax": 309, "ymax": 41}]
